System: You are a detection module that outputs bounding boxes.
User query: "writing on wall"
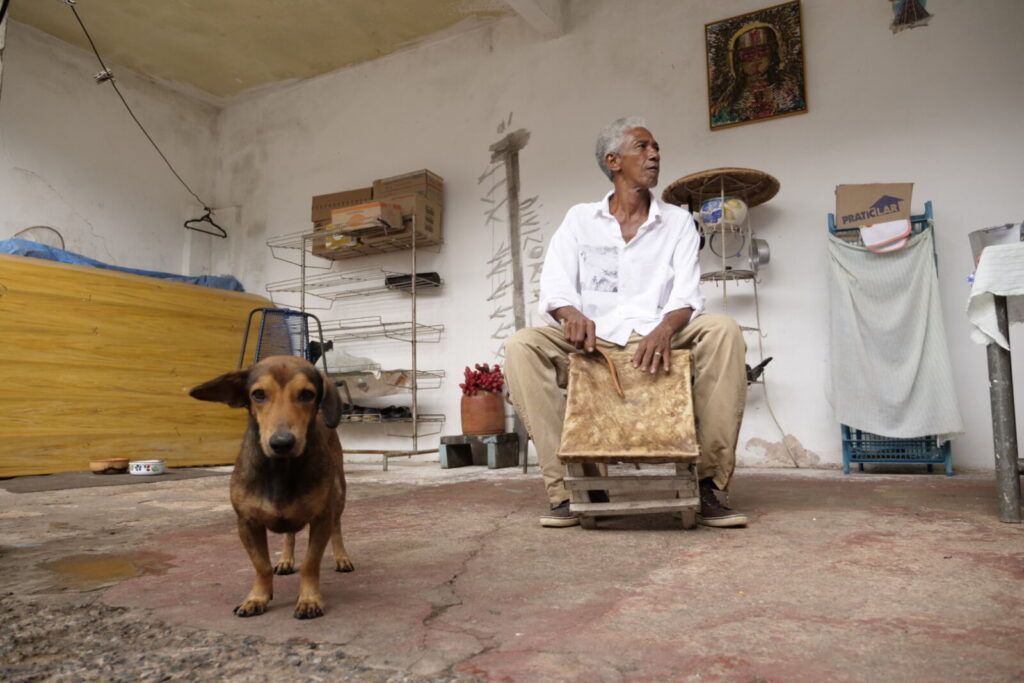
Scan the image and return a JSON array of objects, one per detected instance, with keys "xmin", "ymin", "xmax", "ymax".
[{"xmin": 479, "ymin": 113, "xmax": 546, "ymax": 358}]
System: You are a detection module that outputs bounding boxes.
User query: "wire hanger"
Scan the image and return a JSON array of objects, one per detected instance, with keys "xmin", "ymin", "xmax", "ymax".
[{"xmin": 184, "ymin": 208, "xmax": 227, "ymax": 239}]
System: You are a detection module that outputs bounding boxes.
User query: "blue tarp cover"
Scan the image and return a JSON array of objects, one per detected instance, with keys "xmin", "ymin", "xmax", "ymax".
[{"xmin": 0, "ymin": 239, "xmax": 244, "ymax": 292}]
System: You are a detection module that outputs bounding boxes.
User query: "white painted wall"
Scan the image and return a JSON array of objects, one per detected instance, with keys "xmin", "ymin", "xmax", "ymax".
[
  {"xmin": 214, "ymin": 0, "xmax": 1024, "ymax": 471},
  {"xmin": 0, "ymin": 23, "xmax": 219, "ymax": 272},
  {"xmin": 5, "ymin": 2, "xmax": 1021, "ymax": 473}
]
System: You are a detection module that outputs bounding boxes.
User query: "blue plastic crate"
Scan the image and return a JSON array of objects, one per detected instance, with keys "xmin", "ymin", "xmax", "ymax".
[{"xmin": 841, "ymin": 425, "xmax": 953, "ymax": 476}]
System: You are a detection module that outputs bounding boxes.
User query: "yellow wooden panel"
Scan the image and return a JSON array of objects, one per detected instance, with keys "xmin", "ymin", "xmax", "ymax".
[{"xmin": 0, "ymin": 254, "xmax": 271, "ymax": 476}]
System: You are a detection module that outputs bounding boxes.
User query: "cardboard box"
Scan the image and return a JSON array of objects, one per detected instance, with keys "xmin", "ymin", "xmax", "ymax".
[
  {"xmin": 373, "ymin": 170, "xmax": 443, "ymax": 204},
  {"xmin": 311, "ymin": 220, "xmax": 361, "ymax": 259},
  {"xmin": 311, "ymin": 187, "xmax": 373, "ymax": 223},
  {"xmin": 311, "ymin": 194, "xmax": 443, "ymax": 261},
  {"xmin": 360, "ymin": 192, "xmax": 443, "ymax": 248},
  {"xmin": 835, "ymin": 183, "xmax": 914, "ymax": 229},
  {"xmin": 330, "ymin": 201, "xmax": 404, "ymax": 237}
]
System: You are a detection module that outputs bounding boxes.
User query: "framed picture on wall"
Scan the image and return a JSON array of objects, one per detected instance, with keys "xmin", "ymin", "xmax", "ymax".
[{"xmin": 705, "ymin": 0, "xmax": 808, "ymax": 131}]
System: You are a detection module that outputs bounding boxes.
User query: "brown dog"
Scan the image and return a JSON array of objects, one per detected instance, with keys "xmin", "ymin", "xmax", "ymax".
[{"xmin": 190, "ymin": 355, "xmax": 353, "ymax": 619}]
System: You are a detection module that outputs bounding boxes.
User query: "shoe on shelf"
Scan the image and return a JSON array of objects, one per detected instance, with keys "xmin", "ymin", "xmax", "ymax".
[
  {"xmin": 539, "ymin": 500, "xmax": 580, "ymax": 528},
  {"xmin": 697, "ymin": 479, "xmax": 748, "ymax": 528}
]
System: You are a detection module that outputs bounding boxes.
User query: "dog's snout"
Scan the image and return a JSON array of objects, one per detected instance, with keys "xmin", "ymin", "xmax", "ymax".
[{"xmin": 269, "ymin": 431, "xmax": 296, "ymax": 455}]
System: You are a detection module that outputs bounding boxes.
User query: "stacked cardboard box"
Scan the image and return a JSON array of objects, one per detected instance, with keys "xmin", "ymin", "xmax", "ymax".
[
  {"xmin": 311, "ymin": 187, "xmax": 372, "ymax": 259},
  {"xmin": 373, "ymin": 170, "xmax": 444, "ymax": 204},
  {"xmin": 312, "ymin": 187, "xmax": 374, "ymax": 223},
  {"xmin": 331, "ymin": 201, "xmax": 403, "ymax": 236},
  {"xmin": 310, "ymin": 170, "xmax": 444, "ymax": 260},
  {"xmin": 370, "ymin": 169, "xmax": 444, "ymax": 251}
]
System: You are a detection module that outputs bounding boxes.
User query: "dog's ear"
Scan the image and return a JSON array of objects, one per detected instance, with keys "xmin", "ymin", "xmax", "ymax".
[
  {"xmin": 189, "ymin": 369, "xmax": 249, "ymax": 408},
  {"xmin": 319, "ymin": 371, "xmax": 343, "ymax": 428}
]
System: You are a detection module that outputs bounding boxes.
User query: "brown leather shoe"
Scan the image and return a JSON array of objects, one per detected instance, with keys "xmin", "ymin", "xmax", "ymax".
[{"xmin": 697, "ymin": 479, "xmax": 748, "ymax": 528}]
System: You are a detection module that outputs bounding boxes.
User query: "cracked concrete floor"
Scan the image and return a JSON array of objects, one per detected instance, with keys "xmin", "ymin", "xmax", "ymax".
[{"xmin": 1, "ymin": 462, "xmax": 1022, "ymax": 682}]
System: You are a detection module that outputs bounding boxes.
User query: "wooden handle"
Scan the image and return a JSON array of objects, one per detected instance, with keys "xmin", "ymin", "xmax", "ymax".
[{"xmin": 593, "ymin": 347, "xmax": 625, "ymax": 399}]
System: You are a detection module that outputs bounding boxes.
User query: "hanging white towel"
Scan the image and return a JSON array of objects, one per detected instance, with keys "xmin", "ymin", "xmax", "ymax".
[{"xmin": 827, "ymin": 229, "xmax": 963, "ymax": 440}]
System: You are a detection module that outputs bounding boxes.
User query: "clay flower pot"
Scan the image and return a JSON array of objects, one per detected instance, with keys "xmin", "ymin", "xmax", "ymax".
[{"xmin": 460, "ymin": 391, "xmax": 505, "ymax": 436}]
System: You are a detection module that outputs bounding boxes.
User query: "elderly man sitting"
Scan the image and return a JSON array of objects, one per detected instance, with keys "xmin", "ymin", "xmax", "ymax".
[{"xmin": 504, "ymin": 116, "xmax": 749, "ymax": 529}]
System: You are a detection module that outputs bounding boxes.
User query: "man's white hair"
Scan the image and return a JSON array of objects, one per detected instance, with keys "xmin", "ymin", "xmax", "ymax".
[{"xmin": 594, "ymin": 116, "xmax": 648, "ymax": 181}]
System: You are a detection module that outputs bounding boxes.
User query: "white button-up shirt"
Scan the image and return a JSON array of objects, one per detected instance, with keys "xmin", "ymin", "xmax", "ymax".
[{"xmin": 538, "ymin": 190, "xmax": 704, "ymax": 346}]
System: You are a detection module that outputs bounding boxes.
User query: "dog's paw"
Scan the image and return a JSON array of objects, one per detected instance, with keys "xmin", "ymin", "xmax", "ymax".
[
  {"xmin": 273, "ymin": 559, "xmax": 296, "ymax": 575},
  {"xmin": 234, "ymin": 597, "xmax": 269, "ymax": 617},
  {"xmin": 335, "ymin": 558, "xmax": 355, "ymax": 573},
  {"xmin": 293, "ymin": 597, "xmax": 324, "ymax": 620}
]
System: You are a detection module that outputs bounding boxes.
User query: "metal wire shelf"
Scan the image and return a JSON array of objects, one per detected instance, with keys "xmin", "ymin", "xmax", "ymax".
[
  {"xmin": 321, "ymin": 316, "xmax": 445, "ymax": 343},
  {"xmin": 268, "ymin": 212, "xmax": 443, "ymax": 470},
  {"xmin": 330, "ymin": 368, "xmax": 446, "ymax": 391},
  {"xmin": 701, "ymin": 268, "xmax": 756, "ymax": 282},
  {"xmin": 266, "ymin": 267, "xmax": 442, "ymax": 302},
  {"xmin": 266, "ymin": 230, "xmax": 331, "ymax": 269},
  {"xmin": 338, "ymin": 412, "xmax": 445, "ymax": 425},
  {"xmin": 331, "ymin": 360, "xmax": 382, "ymax": 374},
  {"xmin": 266, "ymin": 224, "xmax": 441, "ymax": 267},
  {"xmin": 698, "ymin": 221, "xmax": 746, "ymax": 234}
]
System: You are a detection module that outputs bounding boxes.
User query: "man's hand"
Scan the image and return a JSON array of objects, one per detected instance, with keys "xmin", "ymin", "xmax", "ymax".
[
  {"xmin": 633, "ymin": 322, "xmax": 674, "ymax": 374},
  {"xmin": 552, "ymin": 306, "xmax": 596, "ymax": 352},
  {"xmin": 633, "ymin": 307, "xmax": 693, "ymax": 374}
]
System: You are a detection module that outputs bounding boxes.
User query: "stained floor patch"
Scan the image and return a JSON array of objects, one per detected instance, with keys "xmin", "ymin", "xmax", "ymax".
[{"xmin": 42, "ymin": 551, "xmax": 172, "ymax": 590}]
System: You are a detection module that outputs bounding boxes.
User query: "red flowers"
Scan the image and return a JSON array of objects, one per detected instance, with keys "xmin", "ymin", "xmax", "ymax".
[{"xmin": 460, "ymin": 363, "xmax": 505, "ymax": 396}]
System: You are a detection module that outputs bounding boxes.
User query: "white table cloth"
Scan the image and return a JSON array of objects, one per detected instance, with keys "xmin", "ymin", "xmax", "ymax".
[{"xmin": 967, "ymin": 243, "xmax": 1024, "ymax": 350}]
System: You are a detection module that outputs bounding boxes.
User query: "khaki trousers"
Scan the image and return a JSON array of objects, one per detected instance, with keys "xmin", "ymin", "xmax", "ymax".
[{"xmin": 504, "ymin": 314, "xmax": 747, "ymax": 505}]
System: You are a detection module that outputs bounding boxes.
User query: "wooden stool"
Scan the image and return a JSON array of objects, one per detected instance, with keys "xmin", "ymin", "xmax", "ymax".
[{"xmin": 558, "ymin": 349, "xmax": 700, "ymax": 530}]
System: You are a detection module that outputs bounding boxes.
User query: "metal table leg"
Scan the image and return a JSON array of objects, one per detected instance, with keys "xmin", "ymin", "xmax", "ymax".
[{"xmin": 986, "ymin": 295, "xmax": 1022, "ymax": 523}]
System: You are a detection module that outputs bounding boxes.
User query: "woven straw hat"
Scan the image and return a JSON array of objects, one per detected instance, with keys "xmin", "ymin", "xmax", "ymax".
[{"xmin": 661, "ymin": 167, "xmax": 780, "ymax": 209}]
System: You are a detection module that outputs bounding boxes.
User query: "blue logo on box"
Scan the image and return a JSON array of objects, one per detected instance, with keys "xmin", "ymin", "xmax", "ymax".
[{"xmin": 842, "ymin": 195, "xmax": 903, "ymax": 226}]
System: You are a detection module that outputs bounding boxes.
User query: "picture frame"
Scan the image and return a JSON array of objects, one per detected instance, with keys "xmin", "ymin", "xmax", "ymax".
[{"xmin": 705, "ymin": 0, "xmax": 808, "ymax": 131}]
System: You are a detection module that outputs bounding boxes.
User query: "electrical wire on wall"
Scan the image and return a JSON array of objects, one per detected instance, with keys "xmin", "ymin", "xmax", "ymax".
[
  {"xmin": 59, "ymin": 0, "xmax": 226, "ymax": 238},
  {"xmin": 749, "ymin": 275, "xmax": 801, "ymax": 469}
]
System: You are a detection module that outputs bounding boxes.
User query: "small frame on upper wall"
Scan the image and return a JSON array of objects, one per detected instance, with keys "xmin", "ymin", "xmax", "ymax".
[
  {"xmin": 890, "ymin": 0, "xmax": 932, "ymax": 33},
  {"xmin": 705, "ymin": 0, "xmax": 808, "ymax": 131}
]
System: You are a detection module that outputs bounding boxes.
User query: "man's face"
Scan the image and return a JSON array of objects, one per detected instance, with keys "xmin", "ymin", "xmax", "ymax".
[{"xmin": 609, "ymin": 127, "xmax": 660, "ymax": 189}]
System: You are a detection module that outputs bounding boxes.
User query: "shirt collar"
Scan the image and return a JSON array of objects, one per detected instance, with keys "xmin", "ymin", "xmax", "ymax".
[{"xmin": 596, "ymin": 190, "xmax": 663, "ymax": 228}]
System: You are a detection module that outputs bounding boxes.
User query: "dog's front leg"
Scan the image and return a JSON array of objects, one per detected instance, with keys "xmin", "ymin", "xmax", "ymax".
[
  {"xmin": 274, "ymin": 533, "xmax": 297, "ymax": 574},
  {"xmin": 331, "ymin": 515, "xmax": 355, "ymax": 573},
  {"xmin": 235, "ymin": 519, "xmax": 273, "ymax": 617},
  {"xmin": 294, "ymin": 515, "xmax": 331, "ymax": 619}
]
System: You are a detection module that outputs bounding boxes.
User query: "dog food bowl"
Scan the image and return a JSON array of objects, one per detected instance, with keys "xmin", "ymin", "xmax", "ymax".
[
  {"xmin": 128, "ymin": 459, "xmax": 166, "ymax": 476},
  {"xmin": 89, "ymin": 457, "xmax": 130, "ymax": 474}
]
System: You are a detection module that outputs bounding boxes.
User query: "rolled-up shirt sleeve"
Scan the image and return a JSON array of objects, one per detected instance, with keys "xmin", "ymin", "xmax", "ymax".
[
  {"xmin": 662, "ymin": 212, "xmax": 705, "ymax": 319},
  {"xmin": 538, "ymin": 209, "xmax": 581, "ymax": 326}
]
